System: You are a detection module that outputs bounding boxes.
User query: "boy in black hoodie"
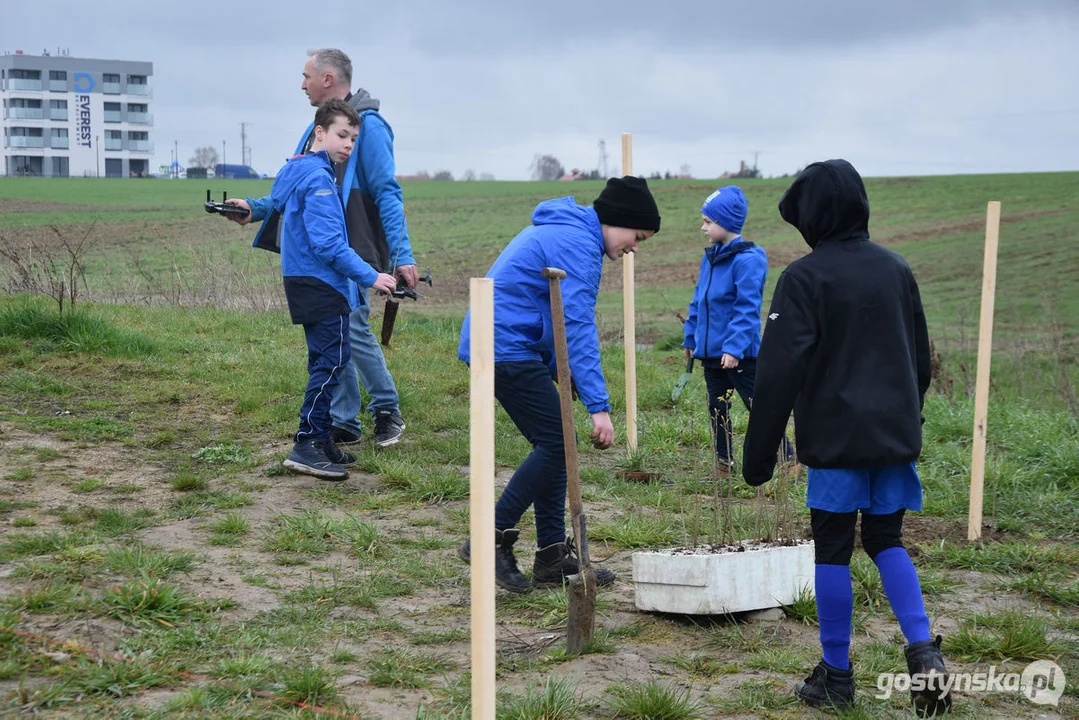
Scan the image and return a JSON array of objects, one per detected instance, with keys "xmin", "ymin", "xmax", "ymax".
[{"xmin": 742, "ymin": 160, "xmax": 950, "ymax": 716}]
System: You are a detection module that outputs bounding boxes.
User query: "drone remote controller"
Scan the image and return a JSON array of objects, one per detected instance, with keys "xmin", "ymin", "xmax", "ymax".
[{"xmin": 203, "ymin": 190, "xmax": 250, "ymax": 217}]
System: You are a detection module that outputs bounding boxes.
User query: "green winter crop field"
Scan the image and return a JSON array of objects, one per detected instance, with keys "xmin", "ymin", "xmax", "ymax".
[{"xmin": 0, "ymin": 172, "xmax": 1077, "ymax": 718}]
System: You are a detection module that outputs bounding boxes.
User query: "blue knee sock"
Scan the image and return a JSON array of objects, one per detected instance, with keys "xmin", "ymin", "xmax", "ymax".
[
  {"xmin": 874, "ymin": 546, "xmax": 931, "ymax": 645},
  {"xmin": 816, "ymin": 564, "xmax": 853, "ymax": 670}
]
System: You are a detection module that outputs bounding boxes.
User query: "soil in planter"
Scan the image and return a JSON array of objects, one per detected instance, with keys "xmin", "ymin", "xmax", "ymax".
[{"xmin": 664, "ymin": 538, "xmax": 813, "ymax": 555}]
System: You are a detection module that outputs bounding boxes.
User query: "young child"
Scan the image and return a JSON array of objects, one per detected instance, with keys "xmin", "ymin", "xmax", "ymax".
[
  {"xmin": 683, "ymin": 186, "xmax": 791, "ymax": 476},
  {"xmin": 270, "ymin": 99, "xmax": 397, "ymax": 480},
  {"xmin": 457, "ymin": 176, "xmax": 661, "ymax": 593},
  {"xmin": 742, "ymin": 160, "xmax": 949, "ymax": 716}
]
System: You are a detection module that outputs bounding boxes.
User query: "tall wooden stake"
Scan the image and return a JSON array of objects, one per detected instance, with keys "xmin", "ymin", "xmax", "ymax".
[
  {"xmin": 621, "ymin": 132, "xmax": 638, "ymax": 453},
  {"xmin": 968, "ymin": 202, "xmax": 1001, "ymax": 541},
  {"xmin": 469, "ymin": 278, "xmax": 496, "ymax": 719}
]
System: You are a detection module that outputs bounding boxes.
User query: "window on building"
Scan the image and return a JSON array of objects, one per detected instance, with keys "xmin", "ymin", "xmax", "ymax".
[
  {"xmin": 127, "ymin": 74, "xmax": 147, "ymax": 85},
  {"xmin": 103, "ymin": 73, "xmax": 120, "ymax": 83},
  {"xmin": 49, "ymin": 70, "xmax": 67, "ymax": 81}
]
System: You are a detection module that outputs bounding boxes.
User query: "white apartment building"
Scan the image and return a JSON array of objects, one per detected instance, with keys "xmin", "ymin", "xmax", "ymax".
[{"xmin": 1, "ymin": 50, "xmax": 153, "ymax": 177}]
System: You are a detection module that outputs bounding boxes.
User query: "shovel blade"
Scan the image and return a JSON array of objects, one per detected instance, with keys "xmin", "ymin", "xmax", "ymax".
[
  {"xmin": 671, "ymin": 356, "xmax": 694, "ymax": 401},
  {"xmin": 566, "ymin": 569, "xmax": 597, "ymax": 654}
]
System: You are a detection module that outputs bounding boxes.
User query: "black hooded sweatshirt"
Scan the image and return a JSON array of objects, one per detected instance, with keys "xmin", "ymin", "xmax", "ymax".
[{"xmin": 741, "ymin": 159, "xmax": 931, "ymax": 485}]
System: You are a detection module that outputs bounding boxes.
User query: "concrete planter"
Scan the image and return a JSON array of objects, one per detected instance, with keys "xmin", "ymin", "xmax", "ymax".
[{"xmin": 632, "ymin": 540, "xmax": 815, "ymax": 615}]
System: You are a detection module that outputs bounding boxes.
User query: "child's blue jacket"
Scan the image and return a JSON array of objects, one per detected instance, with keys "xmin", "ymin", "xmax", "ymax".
[
  {"xmin": 270, "ymin": 151, "xmax": 378, "ymax": 324},
  {"xmin": 458, "ymin": 197, "xmax": 611, "ymax": 413},
  {"xmin": 683, "ymin": 238, "xmax": 768, "ymax": 360}
]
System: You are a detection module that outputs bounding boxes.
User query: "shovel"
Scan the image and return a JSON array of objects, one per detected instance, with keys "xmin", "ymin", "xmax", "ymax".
[
  {"xmin": 542, "ymin": 266, "xmax": 596, "ymax": 655},
  {"xmin": 672, "ymin": 355, "xmax": 694, "ymax": 401}
]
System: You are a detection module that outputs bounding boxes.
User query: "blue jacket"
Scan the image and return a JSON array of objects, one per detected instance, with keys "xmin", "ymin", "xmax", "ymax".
[
  {"xmin": 458, "ymin": 198, "xmax": 611, "ymax": 413},
  {"xmin": 271, "ymin": 151, "xmax": 379, "ymax": 325},
  {"xmin": 248, "ymin": 106, "xmax": 414, "ymax": 270},
  {"xmin": 683, "ymin": 238, "xmax": 768, "ymax": 360}
]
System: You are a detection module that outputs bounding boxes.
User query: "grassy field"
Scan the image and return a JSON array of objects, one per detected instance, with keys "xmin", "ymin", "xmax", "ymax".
[{"xmin": 0, "ymin": 174, "xmax": 1077, "ymax": 718}]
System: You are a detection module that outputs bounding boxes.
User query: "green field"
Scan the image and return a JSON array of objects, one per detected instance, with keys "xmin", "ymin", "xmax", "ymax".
[{"xmin": 0, "ymin": 174, "xmax": 1077, "ymax": 718}]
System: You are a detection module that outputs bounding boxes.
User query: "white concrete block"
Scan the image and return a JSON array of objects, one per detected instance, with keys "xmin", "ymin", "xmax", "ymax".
[{"xmin": 632, "ymin": 540, "xmax": 815, "ymax": 615}]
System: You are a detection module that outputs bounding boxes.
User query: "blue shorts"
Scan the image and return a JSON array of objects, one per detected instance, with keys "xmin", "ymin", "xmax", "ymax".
[{"xmin": 806, "ymin": 462, "xmax": 923, "ymax": 515}]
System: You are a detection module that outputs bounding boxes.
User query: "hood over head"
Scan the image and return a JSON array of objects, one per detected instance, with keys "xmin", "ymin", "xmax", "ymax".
[{"xmin": 778, "ymin": 159, "xmax": 870, "ymax": 248}]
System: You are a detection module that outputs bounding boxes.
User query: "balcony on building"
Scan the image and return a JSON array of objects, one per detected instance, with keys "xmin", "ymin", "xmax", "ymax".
[
  {"xmin": 126, "ymin": 80, "xmax": 152, "ymax": 97},
  {"xmin": 6, "ymin": 136, "xmax": 46, "ymax": 149},
  {"xmin": 9, "ymin": 78, "xmax": 43, "ymax": 91},
  {"xmin": 50, "ymin": 107, "xmax": 68, "ymax": 121},
  {"xmin": 104, "ymin": 137, "xmax": 123, "ymax": 151},
  {"xmin": 104, "ymin": 110, "xmax": 123, "ymax": 123},
  {"xmin": 5, "ymin": 106, "xmax": 44, "ymax": 120},
  {"xmin": 50, "ymin": 134, "xmax": 69, "ymax": 150},
  {"xmin": 102, "ymin": 74, "xmax": 121, "ymax": 94},
  {"xmin": 49, "ymin": 71, "xmax": 67, "ymax": 92},
  {"xmin": 128, "ymin": 140, "xmax": 154, "ymax": 152}
]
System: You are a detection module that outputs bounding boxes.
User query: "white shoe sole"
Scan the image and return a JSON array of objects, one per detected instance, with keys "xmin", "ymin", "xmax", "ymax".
[
  {"xmin": 374, "ymin": 423, "xmax": 405, "ymax": 448},
  {"xmin": 283, "ymin": 459, "xmax": 348, "ymax": 480}
]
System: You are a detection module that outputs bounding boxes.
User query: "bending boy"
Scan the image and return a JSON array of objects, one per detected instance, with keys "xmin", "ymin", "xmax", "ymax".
[{"xmin": 458, "ymin": 177, "xmax": 661, "ymax": 593}]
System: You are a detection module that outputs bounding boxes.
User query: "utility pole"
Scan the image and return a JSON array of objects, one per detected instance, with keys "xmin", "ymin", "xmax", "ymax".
[
  {"xmin": 598, "ymin": 139, "xmax": 608, "ymax": 178},
  {"xmin": 174, "ymin": 140, "xmax": 178, "ymax": 177},
  {"xmin": 240, "ymin": 122, "xmax": 250, "ymax": 166},
  {"xmin": 753, "ymin": 151, "xmax": 761, "ymax": 172},
  {"xmin": 222, "ymin": 140, "xmax": 226, "ymax": 171}
]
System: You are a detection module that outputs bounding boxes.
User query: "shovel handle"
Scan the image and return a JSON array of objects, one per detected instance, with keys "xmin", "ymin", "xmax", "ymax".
[{"xmin": 685, "ymin": 355, "xmax": 694, "ymax": 373}]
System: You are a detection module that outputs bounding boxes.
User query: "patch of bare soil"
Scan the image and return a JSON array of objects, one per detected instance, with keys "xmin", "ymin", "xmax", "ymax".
[{"xmin": 1, "ymin": 420, "xmax": 1074, "ymax": 719}]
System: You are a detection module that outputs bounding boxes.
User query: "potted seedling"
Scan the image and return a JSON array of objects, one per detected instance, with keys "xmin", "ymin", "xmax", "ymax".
[{"xmin": 632, "ymin": 401, "xmax": 813, "ymax": 615}]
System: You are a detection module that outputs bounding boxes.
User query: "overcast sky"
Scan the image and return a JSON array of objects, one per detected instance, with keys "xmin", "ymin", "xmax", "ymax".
[{"xmin": 4, "ymin": 0, "xmax": 1078, "ymax": 180}]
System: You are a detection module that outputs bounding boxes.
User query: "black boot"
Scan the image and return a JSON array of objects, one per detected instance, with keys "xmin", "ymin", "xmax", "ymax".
[
  {"xmin": 795, "ymin": 660, "xmax": 855, "ymax": 711},
  {"xmin": 532, "ymin": 538, "xmax": 616, "ymax": 588},
  {"xmin": 905, "ymin": 636, "xmax": 953, "ymax": 717},
  {"xmin": 457, "ymin": 529, "xmax": 531, "ymax": 594}
]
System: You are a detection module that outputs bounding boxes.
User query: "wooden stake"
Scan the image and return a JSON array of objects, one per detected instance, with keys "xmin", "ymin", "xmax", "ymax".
[
  {"xmin": 542, "ymin": 266, "xmax": 597, "ymax": 654},
  {"xmin": 621, "ymin": 132, "xmax": 638, "ymax": 453},
  {"xmin": 469, "ymin": 278, "xmax": 496, "ymax": 719},
  {"xmin": 968, "ymin": 202, "xmax": 1001, "ymax": 541}
]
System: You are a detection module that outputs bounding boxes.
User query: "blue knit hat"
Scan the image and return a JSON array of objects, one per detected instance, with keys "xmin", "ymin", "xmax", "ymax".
[{"xmin": 701, "ymin": 186, "xmax": 748, "ymax": 234}]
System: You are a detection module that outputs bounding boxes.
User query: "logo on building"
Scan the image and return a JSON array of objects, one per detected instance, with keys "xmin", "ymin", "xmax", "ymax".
[
  {"xmin": 76, "ymin": 95, "xmax": 93, "ymax": 149},
  {"xmin": 73, "ymin": 72, "xmax": 95, "ymax": 93}
]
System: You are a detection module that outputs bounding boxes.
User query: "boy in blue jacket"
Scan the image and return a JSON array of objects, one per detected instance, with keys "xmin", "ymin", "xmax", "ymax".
[
  {"xmin": 457, "ymin": 177, "xmax": 661, "ymax": 593},
  {"xmin": 271, "ymin": 99, "xmax": 397, "ymax": 480},
  {"xmin": 683, "ymin": 186, "xmax": 791, "ymax": 476}
]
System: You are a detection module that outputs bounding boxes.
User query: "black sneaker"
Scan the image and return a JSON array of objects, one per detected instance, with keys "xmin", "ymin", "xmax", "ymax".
[
  {"xmin": 331, "ymin": 426, "xmax": 362, "ymax": 445},
  {"xmin": 324, "ymin": 441, "xmax": 356, "ymax": 466},
  {"xmin": 283, "ymin": 438, "xmax": 349, "ymax": 481},
  {"xmin": 795, "ymin": 660, "xmax": 855, "ymax": 711},
  {"xmin": 905, "ymin": 636, "xmax": 953, "ymax": 717},
  {"xmin": 532, "ymin": 538, "xmax": 616, "ymax": 588},
  {"xmin": 373, "ymin": 410, "xmax": 405, "ymax": 447},
  {"xmin": 458, "ymin": 528, "xmax": 531, "ymax": 594}
]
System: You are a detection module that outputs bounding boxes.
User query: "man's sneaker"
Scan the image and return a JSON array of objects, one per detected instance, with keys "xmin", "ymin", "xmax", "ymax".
[
  {"xmin": 283, "ymin": 439, "xmax": 349, "ymax": 481},
  {"xmin": 324, "ymin": 441, "xmax": 356, "ymax": 466},
  {"xmin": 374, "ymin": 410, "xmax": 405, "ymax": 447},
  {"xmin": 795, "ymin": 660, "xmax": 855, "ymax": 711},
  {"xmin": 532, "ymin": 538, "xmax": 616, "ymax": 588},
  {"xmin": 331, "ymin": 426, "xmax": 362, "ymax": 445},
  {"xmin": 458, "ymin": 528, "xmax": 531, "ymax": 594},
  {"xmin": 905, "ymin": 636, "xmax": 953, "ymax": 717}
]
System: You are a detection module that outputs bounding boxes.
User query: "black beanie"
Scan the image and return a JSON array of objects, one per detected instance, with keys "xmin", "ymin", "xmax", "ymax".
[{"xmin": 593, "ymin": 176, "xmax": 661, "ymax": 232}]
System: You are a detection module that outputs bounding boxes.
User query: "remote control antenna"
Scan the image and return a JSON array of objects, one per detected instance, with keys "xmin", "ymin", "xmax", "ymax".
[{"xmin": 206, "ymin": 189, "xmax": 211, "ymax": 202}]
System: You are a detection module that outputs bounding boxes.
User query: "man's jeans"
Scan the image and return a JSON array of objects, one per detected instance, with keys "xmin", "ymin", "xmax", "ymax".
[
  {"xmin": 330, "ymin": 286, "xmax": 400, "ymax": 436},
  {"xmin": 493, "ymin": 361, "xmax": 568, "ymax": 549},
  {"xmin": 297, "ymin": 314, "xmax": 350, "ymax": 442}
]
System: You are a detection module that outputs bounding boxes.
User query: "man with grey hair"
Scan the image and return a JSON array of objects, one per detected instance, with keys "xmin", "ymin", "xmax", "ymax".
[{"xmin": 229, "ymin": 48, "xmax": 416, "ymax": 448}]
